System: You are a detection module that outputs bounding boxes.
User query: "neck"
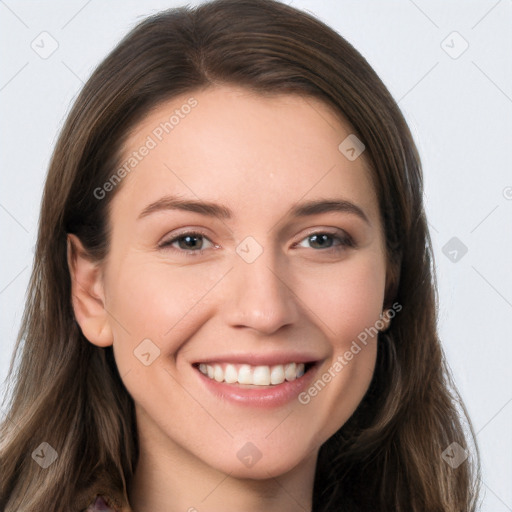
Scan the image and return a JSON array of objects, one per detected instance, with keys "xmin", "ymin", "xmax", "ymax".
[{"xmin": 128, "ymin": 411, "xmax": 317, "ymax": 512}]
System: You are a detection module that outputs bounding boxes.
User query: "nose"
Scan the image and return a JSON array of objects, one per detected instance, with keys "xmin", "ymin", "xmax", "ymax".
[{"xmin": 222, "ymin": 242, "xmax": 300, "ymax": 335}]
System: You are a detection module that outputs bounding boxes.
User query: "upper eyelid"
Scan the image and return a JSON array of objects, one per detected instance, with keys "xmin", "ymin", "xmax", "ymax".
[{"xmin": 159, "ymin": 229, "xmax": 215, "ymax": 246}]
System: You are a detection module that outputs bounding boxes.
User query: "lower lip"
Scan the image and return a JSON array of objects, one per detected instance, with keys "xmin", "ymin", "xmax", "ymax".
[{"xmin": 195, "ymin": 364, "xmax": 319, "ymax": 408}]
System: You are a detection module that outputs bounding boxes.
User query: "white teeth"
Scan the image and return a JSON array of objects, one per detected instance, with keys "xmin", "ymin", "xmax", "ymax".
[
  {"xmin": 197, "ymin": 361, "xmax": 310, "ymax": 386},
  {"xmin": 284, "ymin": 362, "xmax": 297, "ymax": 381},
  {"xmin": 224, "ymin": 364, "xmax": 238, "ymax": 384},
  {"xmin": 253, "ymin": 366, "xmax": 271, "ymax": 385},
  {"xmin": 270, "ymin": 365, "xmax": 285, "ymax": 385},
  {"xmin": 213, "ymin": 365, "xmax": 224, "ymax": 382},
  {"xmin": 238, "ymin": 364, "xmax": 252, "ymax": 384}
]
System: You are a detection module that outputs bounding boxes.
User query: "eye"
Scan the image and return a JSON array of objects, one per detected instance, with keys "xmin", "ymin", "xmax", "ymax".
[
  {"xmin": 158, "ymin": 229, "xmax": 355, "ymax": 257},
  {"xmin": 159, "ymin": 231, "xmax": 217, "ymax": 257},
  {"xmin": 295, "ymin": 230, "xmax": 355, "ymax": 253}
]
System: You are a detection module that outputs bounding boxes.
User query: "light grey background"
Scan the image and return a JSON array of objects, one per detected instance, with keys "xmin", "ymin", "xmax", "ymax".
[{"xmin": 1, "ymin": 1, "xmax": 511, "ymax": 510}]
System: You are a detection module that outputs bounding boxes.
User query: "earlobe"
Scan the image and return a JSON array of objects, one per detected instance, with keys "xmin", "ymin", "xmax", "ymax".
[
  {"xmin": 378, "ymin": 309, "xmax": 392, "ymax": 332},
  {"xmin": 67, "ymin": 233, "xmax": 113, "ymax": 347}
]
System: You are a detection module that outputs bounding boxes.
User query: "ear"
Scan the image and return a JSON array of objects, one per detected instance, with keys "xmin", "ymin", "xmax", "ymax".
[
  {"xmin": 378, "ymin": 309, "xmax": 392, "ymax": 332},
  {"xmin": 383, "ymin": 248, "xmax": 401, "ymax": 311},
  {"xmin": 67, "ymin": 233, "xmax": 113, "ymax": 347}
]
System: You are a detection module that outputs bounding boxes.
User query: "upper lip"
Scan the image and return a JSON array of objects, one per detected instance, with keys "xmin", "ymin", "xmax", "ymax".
[{"xmin": 192, "ymin": 352, "xmax": 323, "ymax": 367}]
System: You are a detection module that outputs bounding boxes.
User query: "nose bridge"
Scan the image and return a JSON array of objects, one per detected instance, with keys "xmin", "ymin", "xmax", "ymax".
[{"xmin": 224, "ymin": 236, "xmax": 299, "ymax": 334}]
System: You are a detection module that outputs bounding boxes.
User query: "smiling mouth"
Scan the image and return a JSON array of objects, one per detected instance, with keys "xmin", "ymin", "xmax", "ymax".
[{"xmin": 193, "ymin": 361, "xmax": 316, "ymax": 386}]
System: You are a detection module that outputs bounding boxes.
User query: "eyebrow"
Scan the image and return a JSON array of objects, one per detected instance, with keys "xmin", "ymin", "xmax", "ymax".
[{"xmin": 137, "ymin": 195, "xmax": 370, "ymax": 225}]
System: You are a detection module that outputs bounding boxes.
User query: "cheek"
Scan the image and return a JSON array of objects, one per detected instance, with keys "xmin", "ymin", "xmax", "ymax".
[
  {"xmin": 105, "ymin": 259, "xmax": 227, "ymax": 366},
  {"xmin": 296, "ymin": 254, "xmax": 387, "ymax": 347},
  {"xmin": 107, "ymin": 249, "xmax": 386, "ymax": 366},
  {"xmin": 290, "ymin": 257, "xmax": 385, "ymax": 432}
]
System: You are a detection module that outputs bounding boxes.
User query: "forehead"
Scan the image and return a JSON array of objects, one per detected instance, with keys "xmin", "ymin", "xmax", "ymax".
[{"xmin": 109, "ymin": 85, "xmax": 380, "ymax": 228}]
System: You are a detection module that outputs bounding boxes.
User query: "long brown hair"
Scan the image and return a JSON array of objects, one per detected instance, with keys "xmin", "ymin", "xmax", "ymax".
[{"xmin": 0, "ymin": 1, "xmax": 481, "ymax": 510}]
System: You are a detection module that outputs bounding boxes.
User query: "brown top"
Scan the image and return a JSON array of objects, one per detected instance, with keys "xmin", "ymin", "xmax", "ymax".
[
  {"xmin": 84, "ymin": 495, "xmax": 125, "ymax": 511},
  {"xmin": 75, "ymin": 467, "xmax": 133, "ymax": 512}
]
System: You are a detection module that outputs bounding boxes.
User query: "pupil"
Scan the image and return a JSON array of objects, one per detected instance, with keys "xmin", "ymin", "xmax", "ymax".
[
  {"xmin": 182, "ymin": 235, "xmax": 201, "ymax": 249},
  {"xmin": 311, "ymin": 234, "xmax": 331, "ymax": 249}
]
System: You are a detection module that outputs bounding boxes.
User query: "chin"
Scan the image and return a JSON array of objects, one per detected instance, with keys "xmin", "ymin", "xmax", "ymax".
[{"xmin": 197, "ymin": 435, "xmax": 319, "ymax": 480}]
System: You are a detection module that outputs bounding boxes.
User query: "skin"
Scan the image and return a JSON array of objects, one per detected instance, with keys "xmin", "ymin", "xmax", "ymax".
[{"xmin": 68, "ymin": 85, "xmax": 391, "ymax": 512}]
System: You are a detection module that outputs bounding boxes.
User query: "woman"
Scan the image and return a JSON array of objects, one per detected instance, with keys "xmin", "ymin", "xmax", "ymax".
[{"xmin": 0, "ymin": 0, "xmax": 481, "ymax": 510}]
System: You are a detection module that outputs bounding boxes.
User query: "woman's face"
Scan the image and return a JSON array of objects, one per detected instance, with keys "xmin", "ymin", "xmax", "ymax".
[{"xmin": 90, "ymin": 85, "xmax": 388, "ymax": 478}]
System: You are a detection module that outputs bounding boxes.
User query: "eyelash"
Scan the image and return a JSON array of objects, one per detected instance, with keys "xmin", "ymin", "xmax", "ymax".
[{"xmin": 158, "ymin": 229, "xmax": 356, "ymax": 257}]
